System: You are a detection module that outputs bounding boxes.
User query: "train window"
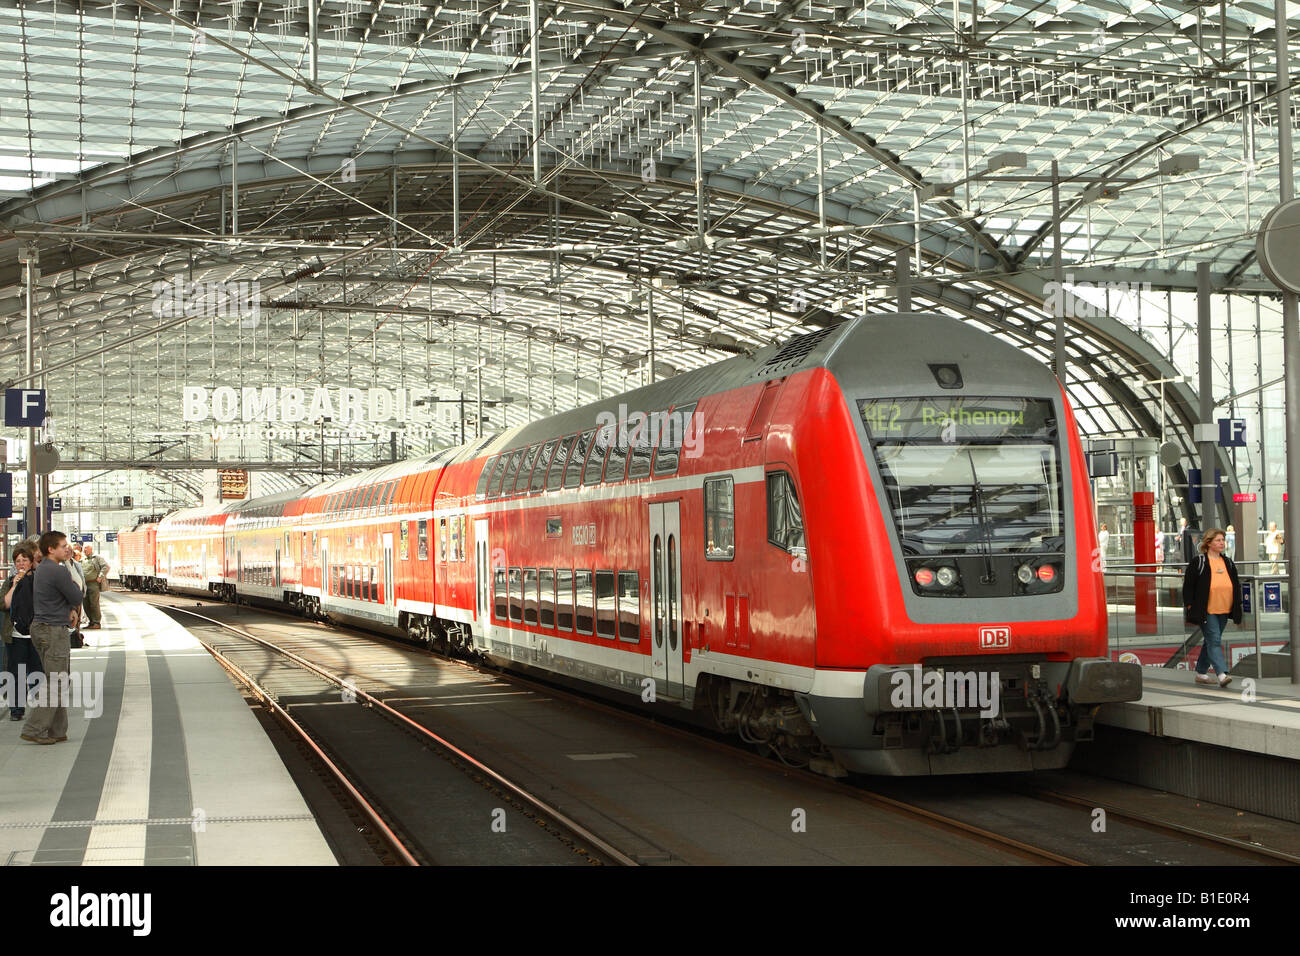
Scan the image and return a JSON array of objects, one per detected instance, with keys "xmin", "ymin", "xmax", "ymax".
[
  {"xmin": 501, "ymin": 449, "xmax": 525, "ymax": 496},
  {"xmin": 654, "ymin": 402, "xmax": 697, "ymax": 476},
  {"xmin": 515, "ymin": 444, "xmax": 542, "ymax": 493},
  {"xmin": 417, "ymin": 520, "xmax": 429, "ymax": 560},
  {"xmin": 539, "ymin": 569, "xmax": 555, "ymax": 627},
  {"xmin": 438, "ymin": 518, "xmax": 448, "ymax": 562},
  {"xmin": 370, "ymin": 566, "xmax": 377, "ymax": 602},
  {"xmin": 476, "ymin": 457, "xmax": 497, "ymax": 499},
  {"xmin": 617, "ymin": 571, "xmax": 639, "ymax": 643},
  {"xmin": 494, "ymin": 568, "xmax": 508, "ymax": 620},
  {"xmin": 566, "ymin": 430, "xmax": 594, "ymax": 488},
  {"xmin": 363, "ymin": 566, "xmax": 372, "ymax": 602},
  {"xmin": 626, "ymin": 415, "xmax": 656, "ymax": 480},
  {"xmin": 386, "ymin": 481, "xmax": 397, "ymax": 509},
  {"xmin": 583, "ymin": 426, "xmax": 612, "ymax": 485},
  {"xmin": 766, "ymin": 471, "xmax": 806, "ymax": 553},
  {"xmin": 508, "ymin": 568, "xmax": 523, "ymax": 622},
  {"xmin": 604, "ymin": 432, "xmax": 628, "ymax": 483},
  {"xmin": 574, "ymin": 570, "xmax": 594, "ymax": 635},
  {"xmin": 531, "ymin": 440, "xmax": 558, "ymax": 493},
  {"xmin": 487, "ymin": 455, "xmax": 510, "ymax": 498},
  {"xmin": 704, "ymin": 476, "xmax": 736, "ymax": 560},
  {"xmin": 450, "ymin": 516, "xmax": 463, "ymax": 562},
  {"xmin": 595, "ymin": 571, "xmax": 616, "ymax": 639},
  {"xmin": 556, "ymin": 568, "xmax": 574, "ymax": 631},
  {"xmin": 523, "ymin": 568, "xmax": 539, "ymax": 625},
  {"xmin": 548, "ymin": 436, "xmax": 574, "ymax": 491}
]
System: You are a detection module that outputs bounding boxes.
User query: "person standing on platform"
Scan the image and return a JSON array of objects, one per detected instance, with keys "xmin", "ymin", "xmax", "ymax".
[
  {"xmin": 1096, "ymin": 523, "xmax": 1111, "ymax": 571},
  {"xmin": 1182, "ymin": 528, "xmax": 1241, "ymax": 689},
  {"xmin": 1265, "ymin": 521, "xmax": 1281, "ymax": 573},
  {"xmin": 65, "ymin": 547, "xmax": 86, "ymax": 648},
  {"xmin": 2, "ymin": 546, "xmax": 43, "ymax": 721},
  {"xmin": 1225, "ymin": 525, "xmax": 1236, "ymax": 557},
  {"xmin": 81, "ymin": 543, "xmax": 108, "ymax": 630},
  {"xmin": 21, "ymin": 532, "xmax": 83, "ymax": 744}
]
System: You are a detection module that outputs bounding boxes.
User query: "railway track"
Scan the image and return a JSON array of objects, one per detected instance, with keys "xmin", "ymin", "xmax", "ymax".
[
  {"xmin": 156, "ymin": 603, "xmax": 636, "ymax": 867},
  {"xmin": 142, "ymin": 593, "xmax": 1300, "ymax": 866}
]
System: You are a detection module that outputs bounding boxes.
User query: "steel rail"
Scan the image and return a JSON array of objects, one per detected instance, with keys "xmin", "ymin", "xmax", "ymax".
[
  {"xmin": 162, "ymin": 602, "xmax": 639, "ymax": 867},
  {"xmin": 187, "ymin": 619, "xmax": 420, "ymax": 866}
]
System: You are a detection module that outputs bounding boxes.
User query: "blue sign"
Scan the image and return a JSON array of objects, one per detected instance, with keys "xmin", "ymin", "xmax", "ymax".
[
  {"xmin": 106, "ymin": 532, "xmax": 117, "ymax": 543},
  {"xmin": 3, "ymin": 389, "xmax": 45, "ymax": 428},
  {"xmin": 0, "ymin": 472, "xmax": 10, "ymax": 520},
  {"xmin": 1264, "ymin": 582, "xmax": 1282, "ymax": 612},
  {"xmin": 49, "ymin": 497, "xmax": 61, "ymax": 513},
  {"xmin": 1188, "ymin": 468, "xmax": 1224, "ymax": 504},
  {"xmin": 1241, "ymin": 580, "xmax": 1252, "ymax": 614},
  {"xmin": 1219, "ymin": 418, "xmax": 1247, "ymax": 447}
]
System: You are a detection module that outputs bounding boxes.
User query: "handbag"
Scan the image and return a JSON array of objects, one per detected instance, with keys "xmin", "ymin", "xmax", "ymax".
[{"xmin": 70, "ymin": 630, "xmax": 84, "ymax": 649}]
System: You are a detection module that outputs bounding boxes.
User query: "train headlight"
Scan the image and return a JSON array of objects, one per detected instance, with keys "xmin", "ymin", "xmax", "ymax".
[
  {"xmin": 935, "ymin": 566, "xmax": 958, "ymax": 587},
  {"xmin": 1017, "ymin": 564, "xmax": 1035, "ymax": 584},
  {"xmin": 1036, "ymin": 564, "xmax": 1056, "ymax": 583},
  {"xmin": 914, "ymin": 568, "xmax": 935, "ymax": 587}
]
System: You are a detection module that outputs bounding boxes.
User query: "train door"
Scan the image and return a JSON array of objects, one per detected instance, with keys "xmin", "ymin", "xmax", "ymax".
[
  {"xmin": 274, "ymin": 545, "xmax": 281, "ymax": 588},
  {"xmin": 649, "ymin": 502, "xmax": 684, "ymax": 696},
  {"xmin": 321, "ymin": 537, "xmax": 330, "ymax": 600},
  {"xmin": 382, "ymin": 533, "xmax": 394, "ymax": 607},
  {"xmin": 475, "ymin": 518, "xmax": 491, "ymax": 644}
]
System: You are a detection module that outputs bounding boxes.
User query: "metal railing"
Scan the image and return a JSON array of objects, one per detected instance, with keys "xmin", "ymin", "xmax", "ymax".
[{"xmin": 1102, "ymin": 564, "xmax": 1290, "ymax": 676}]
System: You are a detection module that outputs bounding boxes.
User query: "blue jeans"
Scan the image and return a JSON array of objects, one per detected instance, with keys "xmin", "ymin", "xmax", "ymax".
[
  {"xmin": 1197, "ymin": 613, "xmax": 1230, "ymax": 677},
  {"xmin": 5, "ymin": 637, "xmax": 44, "ymax": 717}
]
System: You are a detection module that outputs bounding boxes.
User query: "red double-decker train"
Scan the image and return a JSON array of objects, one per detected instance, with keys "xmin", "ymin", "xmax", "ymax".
[{"xmin": 119, "ymin": 314, "xmax": 1141, "ymax": 775}]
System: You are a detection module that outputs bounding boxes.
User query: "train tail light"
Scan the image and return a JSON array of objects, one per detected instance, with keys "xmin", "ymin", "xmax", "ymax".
[
  {"xmin": 914, "ymin": 567, "xmax": 935, "ymax": 587},
  {"xmin": 1036, "ymin": 564, "xmax": 1056, "ymax": 583}
]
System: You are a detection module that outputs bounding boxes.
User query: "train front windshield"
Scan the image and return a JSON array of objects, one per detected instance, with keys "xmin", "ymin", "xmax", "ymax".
[{"xmin": 859, "ymin": 397, "xmax": 1064, "ymax": 558}]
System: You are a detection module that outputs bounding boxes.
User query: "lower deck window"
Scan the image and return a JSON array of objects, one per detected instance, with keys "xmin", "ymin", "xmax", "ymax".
[
  {"xmin": 556, "ymin": 569, "xmax": 574, "ymax": 631},
  {"xmin": 494, "ymin": 569, "xmax": 508, "ymax": 620},
  {"xmin": 523, "ymin": 568, "xmax": 539, "ymax": 625},
  {"xmin": 617, "ymin": 571, "xmax": 639, "ymax": 643},
  {"xmin": 575, "ymin": 570, "xmax": 594, "ymax": 635},
  {"xmin": 595, "ymin": 570, "xmax": 616, "ymax": 639},
  {"xmin": 508, "ymin": 567, "xmax": 522, "ymax": 622},
  {"xmin": 540, "ymin": 569, "xmax": 555, "ymax": 627}
]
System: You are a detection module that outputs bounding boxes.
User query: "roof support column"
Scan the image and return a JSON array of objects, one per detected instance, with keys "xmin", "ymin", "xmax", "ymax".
[
  {"xmin": 231, "ymin": 140, "xmax": 239, "ymax": 236},
  {"xmin": 530, "ymin": 0, "xmax": 542, "ymax": 184},
  {"xmin": 308, "ymin": 0, "xmax": 319, "ymax": 85},
  {"xmin": 1197, "ymin": 261, "xmax": 1215, "ymax": 530},
  {"xmin": 693, "ymin": 58, "xmax": 705, "ymax": 240},
  {"xmin": 1051, "ymin": 159, "xmax": 1065, "ymax": 386},
  {"xmin": 817, "ymin": 124, "xmax": 826, "ymax": 269},
  {"xmin": 1272, "ymin": 0, "xmax": 1300, "ymax": 682},
  {"xmin": 451, "ymin": 90, "xmax": 461, "ymax": 248}
]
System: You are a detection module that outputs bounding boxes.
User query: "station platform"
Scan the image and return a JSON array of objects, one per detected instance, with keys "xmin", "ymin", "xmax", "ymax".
[
  {"xmin": 1083, "ymin": 666, "xmax": 1300, "ymax": 823},
  {"xmin": 0, "ymin": 592, "xmax": 336, "ymax": 865}
]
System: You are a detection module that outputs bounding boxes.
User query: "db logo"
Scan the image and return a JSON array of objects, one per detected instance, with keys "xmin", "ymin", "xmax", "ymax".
[{"xmin": 979, "ymin": 626, "xmax": 1011, "ymax": 649}]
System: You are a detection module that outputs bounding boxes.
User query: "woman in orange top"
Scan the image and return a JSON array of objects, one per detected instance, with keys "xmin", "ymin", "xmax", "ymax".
[{"xmin": 1181, "ymin": 528, "xmax": 1242, "ymax": 687}]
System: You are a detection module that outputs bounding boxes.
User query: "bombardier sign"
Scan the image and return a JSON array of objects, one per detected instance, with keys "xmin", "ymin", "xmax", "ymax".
[{"xmin": 182, "ymin": 386, "xmax": 447, "ymax": 424}]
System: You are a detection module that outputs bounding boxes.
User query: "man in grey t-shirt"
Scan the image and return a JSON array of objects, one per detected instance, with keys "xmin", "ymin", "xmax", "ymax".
[{"xmin": 22, "ymin": 532, "xmax": 82, "ymax": 744}]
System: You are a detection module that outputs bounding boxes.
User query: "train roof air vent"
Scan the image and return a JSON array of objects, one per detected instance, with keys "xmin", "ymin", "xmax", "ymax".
[{"xmin": 756, "ymin": 326, "xmax": 838, "ymax": 376}]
